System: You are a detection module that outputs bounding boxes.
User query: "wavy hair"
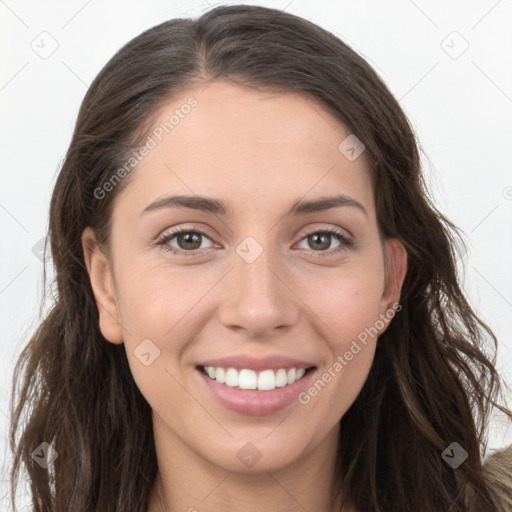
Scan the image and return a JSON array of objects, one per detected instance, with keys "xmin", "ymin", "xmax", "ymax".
[{"xmin": 9, "ymin": 4, "xmax": 512, "ymax": 511}]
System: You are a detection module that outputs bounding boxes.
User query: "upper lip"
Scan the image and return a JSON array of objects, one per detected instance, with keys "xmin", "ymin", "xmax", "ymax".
[{"xmin": 197, "ymin": 355, "xmax": 316, "ymax": 372}]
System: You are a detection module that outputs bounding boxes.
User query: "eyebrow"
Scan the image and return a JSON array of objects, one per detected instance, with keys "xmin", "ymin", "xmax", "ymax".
[{"xmin": 140, "ymin": 193, "xmax": 368, "ymax": 218}]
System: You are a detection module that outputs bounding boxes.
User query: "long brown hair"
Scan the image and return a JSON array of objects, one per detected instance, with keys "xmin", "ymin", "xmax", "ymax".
[{"xmin": 9, "ymin": 5, "xmax": 512, "ymax": 511}]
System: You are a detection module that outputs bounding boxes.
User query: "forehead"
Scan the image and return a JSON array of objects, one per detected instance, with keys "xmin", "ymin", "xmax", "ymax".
[{"xmin": 116, "ymin": 80, "xmax": 374, "ymax": 218}]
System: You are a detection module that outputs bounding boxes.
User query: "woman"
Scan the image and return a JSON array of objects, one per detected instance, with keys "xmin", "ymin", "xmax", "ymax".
[{"xmin": 9, "ymin": 4, "xmax": 512, "ymax": 511}]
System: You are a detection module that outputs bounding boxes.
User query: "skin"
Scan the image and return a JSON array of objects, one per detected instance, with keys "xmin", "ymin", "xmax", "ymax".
[{"xmin": 82, "ymin": 80, "xmax": 407, "ymax": 512}]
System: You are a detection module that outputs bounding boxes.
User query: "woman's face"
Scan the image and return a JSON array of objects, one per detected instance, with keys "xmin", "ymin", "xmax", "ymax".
[{"xmin": 83, "ymin": 81, "xmax": 407, "ymax": 475}]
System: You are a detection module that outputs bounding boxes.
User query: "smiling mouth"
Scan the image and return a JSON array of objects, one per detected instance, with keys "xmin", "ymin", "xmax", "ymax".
[{"xmin": 197, "ymin": 365, "xmax": 316, "ymax": 392}]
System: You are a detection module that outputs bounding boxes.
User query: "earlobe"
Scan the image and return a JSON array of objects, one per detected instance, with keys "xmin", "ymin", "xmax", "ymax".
[
  {"xmin": 81, "ymin": 227, "xmax": 124, "ymax": 345},
  {"xmin": 379, "ymin": 238, "xmax": 408, "ymax": 326}
]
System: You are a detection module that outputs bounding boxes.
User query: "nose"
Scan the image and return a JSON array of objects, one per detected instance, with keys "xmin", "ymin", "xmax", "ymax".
[{"xmin": 217, "ymin": 242, "xmax": 300, "ymax": 338}]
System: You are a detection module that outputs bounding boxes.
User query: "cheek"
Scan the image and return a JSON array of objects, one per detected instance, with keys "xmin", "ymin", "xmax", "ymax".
[
  {"xmin": 296, "ymin": 262, "xmax": 383, "ymax": 406},
  {"xmin": 303, "ymin": 259, "xmax": 385, "ymax": 341},
  {"xmin": 116, "ymin": 267, "xmax": 207, "ymax": 413},
  {"xmin": 117, "ymin": 246, "xmax": 385, "ymax": 352},
  {"xmin": 115, "ymin": 262, "xmax": 211, "ymax": 336},
  {"xmin": 114, "ymin": 265, "xmax": 222, "ymax": 405},
  {"xmin": 299, "ymin": 281, "xmax": 380, "ymax": 421}
]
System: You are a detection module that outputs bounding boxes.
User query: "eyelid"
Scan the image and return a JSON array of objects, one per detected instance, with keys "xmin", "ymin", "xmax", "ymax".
[
  {"xmin": 156, "ymin": 223, "xmax": 352, "ymax": 242},
  {"xmin": 154, "ymin": 223, "xmax": 354, "ymax": 256},
  {"xmin": 300, "ymin": 224, "xmax": 351, "ymax": 239},
  {"xmin": 155, "ymin": 223, "xmax": 216, "ymax": 241}
]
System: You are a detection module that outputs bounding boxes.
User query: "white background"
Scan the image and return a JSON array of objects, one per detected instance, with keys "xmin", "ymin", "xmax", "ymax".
[{"xmin": 1, "ymin": 0, "xmax": 511, "ymax": 508}]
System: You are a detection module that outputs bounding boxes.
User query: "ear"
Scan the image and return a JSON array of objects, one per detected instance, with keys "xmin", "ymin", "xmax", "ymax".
[
  {"xmin": 378, "ymin": 237, "xmax": 407, "ymax": 331},
  {"xmin": 82, "ymin": 227, "xmax": 124, "ymax": 345}
]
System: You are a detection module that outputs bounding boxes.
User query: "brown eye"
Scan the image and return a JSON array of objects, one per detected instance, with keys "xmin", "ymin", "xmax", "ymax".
[
  {"xmin": 175, "ymin": 232, "xmax": 203, "ymax": 251},
  {"xmin": 297, "ymin": 228, "xmax": 353, "ymax": 254},
  {"xmin": 307, "ymin": 233, "xmax": 332, "ymax": 251},
  {"xmin": 157, "ymin": 229, "xmax": 214, "ymax": 256}
]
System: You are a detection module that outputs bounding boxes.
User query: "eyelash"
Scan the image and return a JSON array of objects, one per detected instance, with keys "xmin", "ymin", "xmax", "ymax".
[{"xmin": 154, "ymin": 226, "xmax": 354, "ymax": 258}]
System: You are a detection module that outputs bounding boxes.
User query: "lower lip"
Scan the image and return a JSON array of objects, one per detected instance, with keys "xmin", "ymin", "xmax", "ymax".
[{"xmin": 196, "ymin": 366, "xmax": 316, "ymax": 416}]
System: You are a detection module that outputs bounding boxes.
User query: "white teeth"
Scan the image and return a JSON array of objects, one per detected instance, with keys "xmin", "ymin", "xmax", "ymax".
[
  {"xmin": 275, "ymin": 369, "xmax": 288, "ymax": 387},
  {"xmin": 225, "ymin": 368, "xmax": 239, "ymax": 387},
  {"xmin": 258, "ymin": 369, "xmax": 275, "ymax": 390},
  {"xmin": 215, "ymin": 367, "xmax": 225, "ymax": 383},
  {"xmin": 202, "ymin": 365, "xmax": 310, "ymax": 391},
  {"xmin": 239, "ymin": 369, "xmax": 257, "ymax": 389}
]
